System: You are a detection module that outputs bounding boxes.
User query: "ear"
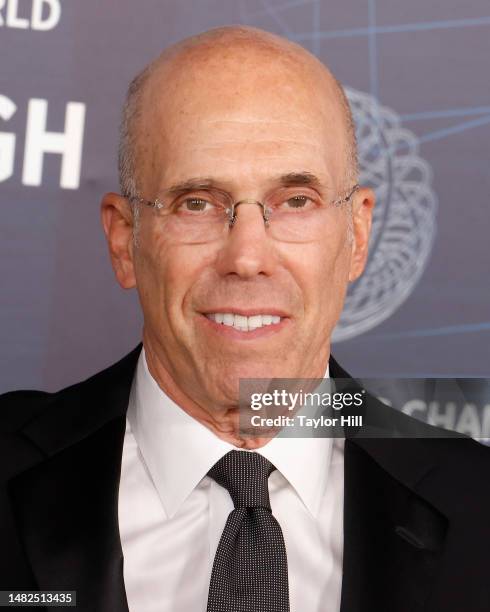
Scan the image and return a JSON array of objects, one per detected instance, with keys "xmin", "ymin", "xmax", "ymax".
[
  {"xmin": 348, "ymin": 186, "xmax": 375, "ymax": 282},
  {"xmin": 100, "ymin": 192, "xmax": 137, "ymax": 289}
]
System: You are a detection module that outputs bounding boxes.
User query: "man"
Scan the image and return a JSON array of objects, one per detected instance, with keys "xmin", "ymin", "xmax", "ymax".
[{"xmin": 1, "ymin": 25, "xmax": 489, "ymax": 612}]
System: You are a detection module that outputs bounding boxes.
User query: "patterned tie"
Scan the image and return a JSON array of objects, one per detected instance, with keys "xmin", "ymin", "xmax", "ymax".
[{"xmin": 206, "ymin": 450, "xmax": 290, "ymax": 612}]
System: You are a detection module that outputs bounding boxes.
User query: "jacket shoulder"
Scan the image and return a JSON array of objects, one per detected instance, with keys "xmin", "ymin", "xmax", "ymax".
[
  {"xmin": 429, "ymin": 434, "xmax": 490, "ymax": 482},
  {"xmin": 0, "ymin": 390, "xmax": 53, "ymax": 433},
  {"xmin": 0, "ymin": 344, "xmax": 142, "ymax": 436}
]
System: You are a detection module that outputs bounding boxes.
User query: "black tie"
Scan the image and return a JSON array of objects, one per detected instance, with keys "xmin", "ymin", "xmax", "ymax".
[{"xmin": 206, "ymin": 450, "xmax": 290, "ymax": 612}]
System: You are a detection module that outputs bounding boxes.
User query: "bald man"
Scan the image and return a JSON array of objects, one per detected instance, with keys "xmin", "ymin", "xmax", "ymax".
[{"xmin": 1, "ymin": 25, "xmax": 489, "ymax": 612}]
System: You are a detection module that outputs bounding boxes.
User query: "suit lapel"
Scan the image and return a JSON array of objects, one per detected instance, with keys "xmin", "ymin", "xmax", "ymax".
[
  {"xmin": 329, "ymin": 356, "xmax": 448, "ymax": 612},
  {"xmin": 8, "ymin": 345, "xmax": 142, "ymax": 612}
]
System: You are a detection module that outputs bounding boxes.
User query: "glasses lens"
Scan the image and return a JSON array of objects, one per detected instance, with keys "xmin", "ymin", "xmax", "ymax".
[
  {"xmin": 157, "ymin": 191, "xmax": 231, "ymax": 244},
  {"xmin": 265, "ymin": 190, "xmax": 332, "ymax": 243}
]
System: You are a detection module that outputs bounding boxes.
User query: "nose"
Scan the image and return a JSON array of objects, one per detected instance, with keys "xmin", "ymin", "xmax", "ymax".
[
  {"xmin": 215, "ymin": 199, "xmax": 276, "ymax": 279},
  {"xmin": 229, "ymin": 200, "xmax": 270, "ymax": 227}
]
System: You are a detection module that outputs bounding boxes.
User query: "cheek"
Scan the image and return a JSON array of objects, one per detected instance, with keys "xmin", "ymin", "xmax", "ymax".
[
  {"xmin": 292, "ymin": 227, "xmax": 351, "ymax": 318},
  {"xmin": 133, "ymin": 247, "xmax": 166, "ymax": 324},
  {"xmin": 135, "ymin": 225, "xmax": 213, "ymax": 325},
  {"xmin": 132, "ymin": 225, "xmax": 176, "ymax": 323},
  {"xmin": 164, "ymin": 246, "xmax": 204, "ymax": 317}
]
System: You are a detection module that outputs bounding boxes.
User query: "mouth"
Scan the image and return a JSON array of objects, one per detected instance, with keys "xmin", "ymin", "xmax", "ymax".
[{"xmin": 198, "ymin": 309, "xmax": 290, "ymax": 338}]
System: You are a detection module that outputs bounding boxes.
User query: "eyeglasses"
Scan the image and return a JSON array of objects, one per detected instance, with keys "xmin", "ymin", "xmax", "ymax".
[{"xmin": 124, "ymin": 183, "xmax": 360, "ymax": 244}]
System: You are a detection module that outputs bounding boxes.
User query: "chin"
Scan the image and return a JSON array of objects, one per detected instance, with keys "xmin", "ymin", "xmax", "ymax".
[{"xmin": 213, "ymin": 362, "xmax": 292, "ymax": 398}]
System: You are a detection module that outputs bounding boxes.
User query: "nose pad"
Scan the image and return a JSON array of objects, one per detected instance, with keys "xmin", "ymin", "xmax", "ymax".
[{"xmin": 228, "ymin": 200, "xmax": 271, "ymax": 228}]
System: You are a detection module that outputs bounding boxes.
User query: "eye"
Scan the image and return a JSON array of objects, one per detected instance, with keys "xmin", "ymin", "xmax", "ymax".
[
  {"xmin": 282, "ymin": 195, "xmax": 315, "ymax": 210},
  {"xmin": 177, "ymin": 197, "xmax": 213, "ymax": 213},
  {"xmin": 287, "ymin": 195, "xmax": 307, "ymax": 208}
]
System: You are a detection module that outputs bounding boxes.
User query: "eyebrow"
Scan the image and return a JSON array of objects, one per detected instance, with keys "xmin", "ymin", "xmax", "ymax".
[
  {"xmin": 166, "ymin": 178, "xmax": 218, "ymax": 197},
  {"xmin": 165, "ymin": 172, "xmax": 327, "ymax": 197},
  {"xmin": 276, "ymin": 172, "xmax": 325, "ymax": 190}
]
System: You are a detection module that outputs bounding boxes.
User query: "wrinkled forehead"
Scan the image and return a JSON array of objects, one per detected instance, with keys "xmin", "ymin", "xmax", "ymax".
[{"xmin": 138, "ymin": 43, "xmax": 349, "ymax": 192}]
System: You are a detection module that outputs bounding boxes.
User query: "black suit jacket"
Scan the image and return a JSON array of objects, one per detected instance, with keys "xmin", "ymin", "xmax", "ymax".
[{"xmin": 1, "ymin": 344, "xmax": 490, "ymax": 611}]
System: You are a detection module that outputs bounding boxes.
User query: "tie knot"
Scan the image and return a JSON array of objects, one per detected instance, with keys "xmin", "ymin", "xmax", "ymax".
[{"xmin": 207, "ymin": 450, "xmax": 276, "ymax": 510}]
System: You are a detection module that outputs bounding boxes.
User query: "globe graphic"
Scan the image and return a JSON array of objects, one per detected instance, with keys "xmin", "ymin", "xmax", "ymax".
[{"xmin": 333, "ymin": 88, "xmax": 438, "ymax": 342}]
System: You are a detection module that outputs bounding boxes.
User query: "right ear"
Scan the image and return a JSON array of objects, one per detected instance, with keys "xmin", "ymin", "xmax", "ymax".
[{"xmin": 100, "ymin": 192, "xmax": 137, "ymax": 289}]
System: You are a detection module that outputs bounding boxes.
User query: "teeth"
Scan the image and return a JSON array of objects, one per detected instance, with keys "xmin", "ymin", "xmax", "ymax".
[
  {"xmin": 223, "ymin": 313, "xmax": 235, "ymax": 326},
  {"xmin": 205, "ymin": 312, "xmax": 284, "ymax": 331},
  {"xmin": 248, "ymin": 315, "xmax": 262, "ymax": 328},
  {"xmin": 235, "ymin": 315, "xmax": 248, "ymax": 328}
]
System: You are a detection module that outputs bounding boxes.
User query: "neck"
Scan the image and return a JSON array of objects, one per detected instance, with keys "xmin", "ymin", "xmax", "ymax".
[{"xmin": 142, "ymin": 333, "xmax": 330, "ymax": 450}]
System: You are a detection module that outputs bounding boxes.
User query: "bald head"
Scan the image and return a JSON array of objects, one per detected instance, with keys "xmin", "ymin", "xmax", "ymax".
[{"xmin": 118, "ymin": 25, "xmax": 358, "ymax": 200}]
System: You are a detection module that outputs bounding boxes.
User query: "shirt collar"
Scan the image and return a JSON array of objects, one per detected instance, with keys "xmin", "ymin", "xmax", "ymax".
[{"xmin": 128, "ymin": 347, "xmax": 333, "ymax": 519}]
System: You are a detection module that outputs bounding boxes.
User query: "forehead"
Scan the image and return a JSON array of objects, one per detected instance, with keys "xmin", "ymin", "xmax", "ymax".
[{"xmin": 140, "ymin": 46, "xmax": 347, "ymax": 192}]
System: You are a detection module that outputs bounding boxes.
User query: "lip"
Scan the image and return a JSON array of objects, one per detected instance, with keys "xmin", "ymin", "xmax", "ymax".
[{"xmin": 198, "ymin": 312, "xmax": 291, "ymax": 340}]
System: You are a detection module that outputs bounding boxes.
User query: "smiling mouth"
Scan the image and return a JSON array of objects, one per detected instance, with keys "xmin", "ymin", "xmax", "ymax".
[{"xmin": 202, "ymin": 312, "xmax": 286, "ymax": 333}]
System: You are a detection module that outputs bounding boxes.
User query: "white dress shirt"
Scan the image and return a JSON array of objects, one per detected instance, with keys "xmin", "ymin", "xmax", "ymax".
[{"xmin": 118, "ymin": 348, "xmax": 344, "ymax": 612}]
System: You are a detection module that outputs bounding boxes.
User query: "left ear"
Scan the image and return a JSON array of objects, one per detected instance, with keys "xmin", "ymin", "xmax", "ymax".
[{"xmin": 348, "ymin": 186, "xmax": 375, "ymax": 282}]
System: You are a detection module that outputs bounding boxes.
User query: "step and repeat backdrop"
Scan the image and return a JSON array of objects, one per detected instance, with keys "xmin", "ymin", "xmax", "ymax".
[{"xmin": 1, "ymin": 1, "xmax": 489, "ymax": 435}]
